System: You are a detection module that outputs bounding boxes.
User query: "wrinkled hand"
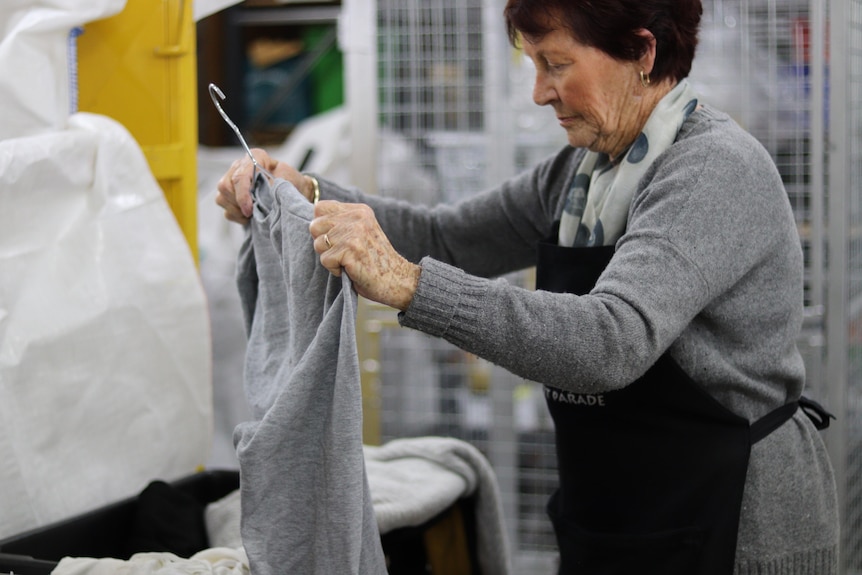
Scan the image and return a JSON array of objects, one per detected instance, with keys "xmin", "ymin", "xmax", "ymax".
[
  {"xmin": 310, "ymin": 201, "xmax": 421, "ymax": 311},
  {"xmin": 215, "ymin": 148, "xmax": 316, "ymax": 225}
]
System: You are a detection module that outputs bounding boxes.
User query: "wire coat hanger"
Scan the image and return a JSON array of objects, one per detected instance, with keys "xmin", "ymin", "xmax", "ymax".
[{"xmin": 208, "ymin": 82, "xmax": 274, "ymax": 183}]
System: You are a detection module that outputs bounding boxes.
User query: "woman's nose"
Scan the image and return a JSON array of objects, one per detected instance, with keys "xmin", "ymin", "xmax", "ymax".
[{"xmin": 532, "ymin": 72, "xmax": 555, "ymax": 106}]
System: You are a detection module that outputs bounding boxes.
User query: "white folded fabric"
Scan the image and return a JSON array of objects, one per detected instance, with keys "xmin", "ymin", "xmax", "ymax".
[{"xmin": 52, "ymin": 547, "xmax": 249, "ymax": 575}]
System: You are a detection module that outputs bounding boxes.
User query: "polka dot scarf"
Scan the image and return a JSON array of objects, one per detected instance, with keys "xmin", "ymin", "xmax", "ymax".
[{"xmin": 558, "ymin": 79, "xmax": 699, "ymax": 247}]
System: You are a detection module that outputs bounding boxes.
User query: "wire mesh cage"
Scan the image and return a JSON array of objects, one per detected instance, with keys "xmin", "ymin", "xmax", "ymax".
[{"xmin": 373, "ymin": 2, "xmax": 563, "ymax": 569}]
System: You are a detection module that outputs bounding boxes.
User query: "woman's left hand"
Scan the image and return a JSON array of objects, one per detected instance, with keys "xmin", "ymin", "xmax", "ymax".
[
  {"xmin": 215, "ymin": 148, "xmax": 316, "ymax": 225},
  {"xmin": 310, "ymin": 200, "xmax": 421, "ymax": 311}
]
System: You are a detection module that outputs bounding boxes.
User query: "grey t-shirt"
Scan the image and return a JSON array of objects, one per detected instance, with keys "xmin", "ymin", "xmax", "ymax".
[{"xmin": 234, "ymin": 176, "xmax": 386, "ymax": 575}]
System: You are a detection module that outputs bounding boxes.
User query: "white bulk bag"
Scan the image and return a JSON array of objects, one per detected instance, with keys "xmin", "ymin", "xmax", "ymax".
[{"xmin": 0, "ymin": 112, "xmax": 213, "ymax": 539}]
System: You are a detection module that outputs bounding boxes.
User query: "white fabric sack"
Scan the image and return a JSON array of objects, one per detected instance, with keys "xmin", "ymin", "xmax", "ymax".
[
  {"xmin": 0, "ymin": 0, "xmax": 125, "ymax": 140},
  {"xmin": 0, "ymin": 112, "xmax": 213, "ymax": 539},
  {"xmin": 0, "ymin": 0, "xmax": 212, "ymax": 540}
]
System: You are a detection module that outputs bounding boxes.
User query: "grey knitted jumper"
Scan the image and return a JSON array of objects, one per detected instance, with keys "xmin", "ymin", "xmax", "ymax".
[{"xmin": 317, "ymin": 106, "xmax": 839, "ymax": 573}]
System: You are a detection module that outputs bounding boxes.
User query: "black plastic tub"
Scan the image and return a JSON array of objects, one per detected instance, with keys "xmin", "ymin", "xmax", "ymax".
[
  {"xmin": 0, "ymin": 469, "xmax": 240, "ymax": 575},
  {"xmin": 0, "ymin": 468, "xmax": 479, "ymax": 575}
]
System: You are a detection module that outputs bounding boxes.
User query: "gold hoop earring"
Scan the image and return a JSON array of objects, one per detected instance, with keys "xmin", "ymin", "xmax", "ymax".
[{"xmin": 640, "ymin": 70, "xmax": 651, "ymax": 87}]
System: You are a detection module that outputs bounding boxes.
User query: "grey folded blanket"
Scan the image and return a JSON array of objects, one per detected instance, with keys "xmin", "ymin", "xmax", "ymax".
[
  {"xmin": 234, "ymin": 176, "xmax": 386, "ymax": 575},
  {"xmin": 365, "ymin": 436, "xmax": 512, "ymax": 574}
]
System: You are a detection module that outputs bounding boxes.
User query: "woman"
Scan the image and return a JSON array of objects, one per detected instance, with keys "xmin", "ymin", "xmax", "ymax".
[{"xmin": 217, "ymin": 0, "xmax": 839, "ymax": 572}]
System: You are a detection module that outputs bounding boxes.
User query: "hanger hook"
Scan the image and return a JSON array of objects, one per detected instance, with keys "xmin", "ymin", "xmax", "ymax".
[{"xmin": 208, "ymin": 82, "xmax": 261, "ymax": 170}]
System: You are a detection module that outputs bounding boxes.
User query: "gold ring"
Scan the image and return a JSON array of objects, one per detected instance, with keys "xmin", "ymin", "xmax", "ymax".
[{"xmin": 324, "ymin": 234, "xmax": 332, "ymax": 249}]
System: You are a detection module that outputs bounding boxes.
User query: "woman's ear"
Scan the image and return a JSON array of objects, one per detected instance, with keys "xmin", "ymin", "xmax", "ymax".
[{"xmin": 635, "ymin": 28, "xmax": 657, "ymax": 74}]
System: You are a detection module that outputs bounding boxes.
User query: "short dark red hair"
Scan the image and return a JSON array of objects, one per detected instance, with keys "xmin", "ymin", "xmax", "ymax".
[{"xmin": 503, "ymin": 0, "xmax": 702, "ymax": 83}]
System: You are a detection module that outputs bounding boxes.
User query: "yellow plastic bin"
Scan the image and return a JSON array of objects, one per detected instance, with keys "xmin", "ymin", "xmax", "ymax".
[{"xmin": 76, "ymin": 0, "xmax": 199, "ymax": 262}]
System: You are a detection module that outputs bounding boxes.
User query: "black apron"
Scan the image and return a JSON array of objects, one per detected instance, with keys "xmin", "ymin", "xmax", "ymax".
[{"xmin": 536, "ymin": 229, "xmax": 831, "ymax": 575}]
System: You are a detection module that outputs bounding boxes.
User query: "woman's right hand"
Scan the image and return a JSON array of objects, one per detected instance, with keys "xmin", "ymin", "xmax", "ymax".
[
  {"xmin": 310, "ymin": 200, "xmax": 421, "ymax": 311},
  {"xmin": 215, "ymin": 148, "xmax": 316, "ymax": 225}
]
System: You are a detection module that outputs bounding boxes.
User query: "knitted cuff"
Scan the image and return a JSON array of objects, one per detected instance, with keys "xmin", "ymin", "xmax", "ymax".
[{"xmin": 398, "ymin": 257, "xmax": 486, "ymax": 345}]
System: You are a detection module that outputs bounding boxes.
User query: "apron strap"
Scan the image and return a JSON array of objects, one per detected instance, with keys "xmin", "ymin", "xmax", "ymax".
[
  {"xmin": 799, "ymin": 395, "xmax": 836, "ymax": 430},
  {"xmin": 750, "ymin": 402, "xmax": 798, "ymax": 444},
  {"xmin": 750, "ymin": 396, "xmax": 836, "ymax": 444}
]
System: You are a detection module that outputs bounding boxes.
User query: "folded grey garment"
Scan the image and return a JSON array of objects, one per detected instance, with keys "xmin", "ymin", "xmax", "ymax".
[
  {"xmin": 365, "ymin": 436, "xmax": 512, "ymax": 575},
  {"xmin": 233, "ymin": 175, "xmax": 386, "ymax": 575},
  {"xmin": 365, "ymin": 452, "xmax": 466, "ymax": 533}
]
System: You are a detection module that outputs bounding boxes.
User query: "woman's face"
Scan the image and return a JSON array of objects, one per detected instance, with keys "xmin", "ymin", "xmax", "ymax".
[{"xmin": 522, "ymin": 27, "xmax": 644, "ymax": 159}]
